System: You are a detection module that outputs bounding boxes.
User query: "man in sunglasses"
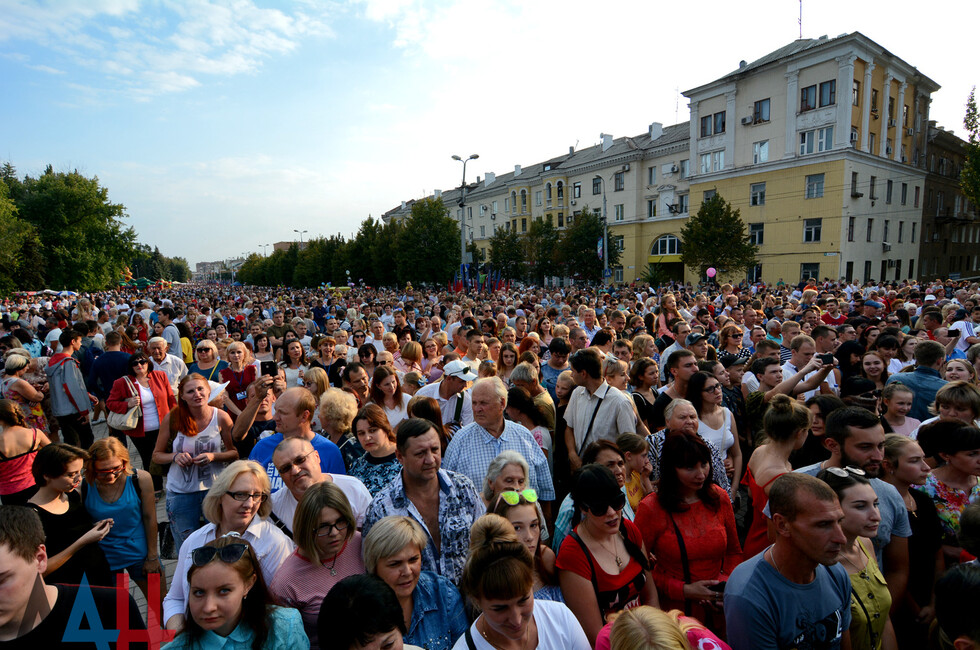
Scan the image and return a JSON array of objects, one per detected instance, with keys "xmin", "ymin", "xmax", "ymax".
[
  {"xmin": 795, "ymin": 406, "xmax": 911, "ymax": 613},
  {"xmin": 270, "ymin": 438, "xmax": 371, "ymax": 538},
  {"xmin": 0, "ymin": 506, "xmax": 145, "ymax": 644}
]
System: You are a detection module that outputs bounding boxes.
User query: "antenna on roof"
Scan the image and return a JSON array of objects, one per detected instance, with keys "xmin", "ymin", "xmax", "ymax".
[
  {"xmin": 798, "ymin": 0, "xmax": 802, "ymax": 38},
  {"xmin": 674, "ymin": 86, "xmax": 679, "ymax": 123}
]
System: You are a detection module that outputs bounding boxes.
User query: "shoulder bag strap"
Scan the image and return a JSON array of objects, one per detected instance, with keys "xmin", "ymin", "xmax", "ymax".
[
  {"xmin": 464, "ymin": 624, "xmax": 479, "ymax": 650},
  {"xmin": 577, "ymin": 395, "xmax": 604, "ymax": 457},
  {"xmin": 453, "ymin": 388, "xmax": 466, "ymax": 422},
  {"xmin": 569, "ymin": 530, "xmax": 603, "ymax": 618},
  {"xmin": 668, "ymin": 513, "xmax": 692, "ymax": 615}
]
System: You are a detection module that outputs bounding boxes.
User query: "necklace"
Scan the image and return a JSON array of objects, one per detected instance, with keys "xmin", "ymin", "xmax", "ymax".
[
  {"xmin": 479, "ymin": 615, "xmax": 530, "ymax": 650},
  {"xmin": 587, "ymin": 528, "xmax": 623, "ymax": 568},
  {"xmin": 767, "ymin": 547, "xmax": 783, "ymax": 575}
]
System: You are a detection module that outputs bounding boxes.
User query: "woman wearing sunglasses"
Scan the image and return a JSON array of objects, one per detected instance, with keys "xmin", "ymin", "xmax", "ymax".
[
  {"xmin": 456, "ymin": 514, "xmax": 590, "ymax": 650},
  {"xmin": 269, "ymin": 481, "xmax": 363, "ymax": 646},
  {"xmin": 107, "ymin": 353, "xmax": 176, "ymax": 493},
  {"xmin": 187, "ymin": 340, "xmax": 228, "ymax": 383},
  {"xmin": 363, "ymin": 516, "xmax": 467, "ymax": 650},
  {"xmin": 82, "ymin": 437, "xmax": 165, "ymax": 601},
  {"xmin": 634, "ymin": 434, "xmax": 741, "ymax": 632},
  {"xmin": 492, "ymin": 488, "xmax": 563, "ymax": 603},
  {"xmin": 816, "ymin": 467, "xmax": 896, "ymax": 650},
  {"xmin": 167, "ymin": 536, "xmax": 309, "ymax": 649},
  {"xmin": 556, "ymin": 464, "xmax": 659, "ymax": 646},
  {"xmin": 163, "ymin": 460, "xmax": 294, "ymax": 631}
]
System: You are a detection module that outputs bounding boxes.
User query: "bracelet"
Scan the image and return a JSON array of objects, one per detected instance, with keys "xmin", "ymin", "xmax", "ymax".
[{"xmin": 146, "ymin": 556, "xmax": 159, "ymax": 561}]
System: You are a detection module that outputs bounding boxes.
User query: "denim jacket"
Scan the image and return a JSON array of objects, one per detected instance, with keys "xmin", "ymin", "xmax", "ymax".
[{"xmin": 405, "ymin": 571, "xmax": 469, "ymax": 650}]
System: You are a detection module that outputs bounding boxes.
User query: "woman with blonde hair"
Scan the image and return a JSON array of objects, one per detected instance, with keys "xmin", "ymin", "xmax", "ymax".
[
  {"xmin": 599, "ymin": 606, "xmax": 728, "ymax": 650},
  {"xmin": 220, "ymin": 340, "xmax": 257, "ymax": 418},
  {"xmin": 395, "ymin": 341, "xmax": 423, "ymax": 375},
  {"xmin": 83, "ymin": 436, "xmax": 163, "ymax": 599},
  {"xmin": 1, "ymin": 352, "xmax": 48, "ymax": 432},
  {"xmin": 187, "ymin": 339, "xmax": 226, "ymax": 382},
  {"xmin": 270, "ymin": 481, "xmax": 363, "ymax": 646},
  {"xmin": 318, "ymin": 388, "xmax": 363, "ymax": 471},
  {"xmin": 454, "ymin": 514, "xmax": 590, "ymax": 650},
  {"xmin": 162, "ymin": 460, "xmax": 293, "ymax": 630}
]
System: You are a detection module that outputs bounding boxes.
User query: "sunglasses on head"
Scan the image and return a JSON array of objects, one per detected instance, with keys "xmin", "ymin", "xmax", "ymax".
[
  {"xmin": 583, "ymin": 491, "xmax": 627, "ymax": 514},
  {"xmin": 496, "ymin": 488, "xmax": 538, "ymax": 508},
  {"xmin": 192, "ymin": 541, "xmax": 249, "ymax": 567},
  {"xmin": 825, "ymin": 465, "xmax": 866, "ymax": 478}
]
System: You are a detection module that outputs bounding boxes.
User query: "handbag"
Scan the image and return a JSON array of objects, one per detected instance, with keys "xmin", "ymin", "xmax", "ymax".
[{"xmin": 107, "ymin": 377, "xmax": 141, "ymax": 431}]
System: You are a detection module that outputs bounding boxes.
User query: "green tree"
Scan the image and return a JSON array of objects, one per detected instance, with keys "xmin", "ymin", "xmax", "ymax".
[
  {"xmin": 488, "ymin": 227, "xmax": 523, "ymax": 281},
  {"xmin": 524, "ymin": 216, "xmax": 560, "ymax": 284},
  {"xmin": 557, "ymin": 208, "xmax": 619, "ymax": 283},
  {"xmin": 0, "ymin": 181, "xmax": 40, "ymax": 294},
  {"xmin": 680, "ymin": 194, "xmax": 758, "ymax": 280},
  {"xmin": 396, "ymin": 197, "xmax": 461, "ymax": 284},
  {"xmin": 963, "ymin": 87, "xmax": 980, "ymax": 211}
]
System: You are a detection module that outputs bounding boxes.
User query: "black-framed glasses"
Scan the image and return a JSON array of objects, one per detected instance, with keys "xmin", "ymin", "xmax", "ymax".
[
  {"xmin": 275, "ymin": 450, "xmax": 315, "ymax": 475},
  {"xmin": 702, "ymin": 383, "xmax": 723, "ymax": 393},
  {"xmin": 225, "ymin": 491, "xmax": 269, "ymax": 503},
  {"xmin": 316, "ymin": 519, "xmax": 350, "ymax": 537},
  {"xmin": 584, "ymin": 491, "xmax": 627, "ymax": 514},
  {"xmin": 192, "ymin": 542, "xmax": 249, "ymax": 567}
]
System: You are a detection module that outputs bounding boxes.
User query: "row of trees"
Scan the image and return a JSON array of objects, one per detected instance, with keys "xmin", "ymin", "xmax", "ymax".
[
  {"xmin": 237, "ymin": 200, "xmax": 620, "ymax": 288},
  {"xmin": 0, "ymin": 163, "xmax": 190, "ymax": 294}
]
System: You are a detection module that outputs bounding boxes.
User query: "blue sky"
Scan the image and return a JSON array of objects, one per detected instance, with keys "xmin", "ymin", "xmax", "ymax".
[{"xmin": 1, "ymin": 0, "xmax": 975, "ymax": 267}]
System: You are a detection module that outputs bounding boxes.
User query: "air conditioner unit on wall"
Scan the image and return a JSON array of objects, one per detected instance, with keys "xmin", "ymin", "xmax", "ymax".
[
  {"xmin": 622, "ymin": 164, "xmax": 630, "ymax": 172},
  {"xmin": 741, "ymin": 116, "xmax": 753, "ymax": 125},
  {"xmin": 670, "ymin": 164, "xmax": 679, "ymax": 173},
  {"xmin": 570, "ymin": 200, "xmax": 577, "ymax": 206},
  {"xmin": 888, "ymin": 119, "xmax": 897, "ymax": 127},
  {"xmin": 850, "ymin": 131, "xmax": 859, "ymax": 143},
  {"xmin": 882, "ymin": 242, "xmax": 892, "ymax": 252}
]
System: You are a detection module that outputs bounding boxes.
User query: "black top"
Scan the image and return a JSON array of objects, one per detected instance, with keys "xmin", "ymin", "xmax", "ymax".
[
  {"xmin": 30, "ymin": 490, "xmax": 112, "ymax": 587},
  {"xmin": 632, "ymin": 392, "xmax": 658, "ymax": 430},
  {"xmin": 310, "ymin": 358, "xmax": 347, "ymax": 388},
  {"xmin": 649, "ymin": 390, "xmax": 674, "ymax": 430},
  {"xmin": 790, "ymin": 431, "xmax": 832, "ymax": 469},
  {"xmin": 907, "ymin": 488, "xmax": 944, "ymax": 607},
  {"xmin": 0, "ymin": 583, "xmax": 145, "ymax": 648}
]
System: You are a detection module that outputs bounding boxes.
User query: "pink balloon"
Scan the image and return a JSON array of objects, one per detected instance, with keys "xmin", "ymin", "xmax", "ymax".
[{"xmin": 707, "ymin": 267, "xmax": 717, "ymax": 278}]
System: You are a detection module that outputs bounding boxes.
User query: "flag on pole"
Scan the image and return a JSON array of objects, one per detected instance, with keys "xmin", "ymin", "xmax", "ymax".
[{"xmin": 597, "ymin": 237, "xmax": 604, "ymax": 260}]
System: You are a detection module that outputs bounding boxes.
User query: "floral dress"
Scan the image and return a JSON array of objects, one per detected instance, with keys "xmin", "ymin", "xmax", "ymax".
[
  {"xmin": 0, "ymin": 377, "xmax": 48, "ymax": 432},
  {"xmin": 912, "ymin": 473, "xmax": 980, "ymax": 545},
  {"xmin": 349, "ymin": 452, "xmax": 402, "ymax": 496}
]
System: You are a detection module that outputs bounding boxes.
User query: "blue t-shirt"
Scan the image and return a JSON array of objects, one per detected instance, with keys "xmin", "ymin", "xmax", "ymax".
[
  {"xmin": 248, "ymin": 432, "xmax": 345, "ymax": 492},
  {"xmin": 725, "ymin": 551, "xmax": 852, "ymax": 650}
]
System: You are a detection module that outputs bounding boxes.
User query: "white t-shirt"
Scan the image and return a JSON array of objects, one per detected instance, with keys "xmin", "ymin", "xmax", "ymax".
[
  {"xmin": 383, "ymin": 393, "xmax": 413, "ymax": 428},
  {"xmin": 270, "ymin": 474, "xmax": 372, "ymax": 531},
  {"xmin": 451, "ymin": 600, "xmax": 590, "ymax": 650},
  {"xmin": 950, "ymin": 320, "xmax": 977, "ymax": 352}
]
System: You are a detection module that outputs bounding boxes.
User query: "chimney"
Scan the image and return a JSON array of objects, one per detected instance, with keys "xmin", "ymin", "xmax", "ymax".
[
  {"xmin": 738, "ymin": 60, "xmax": 747, "ymax": 69},
  {"xmin": 476, "ymin": 176, "xmax": 481, "ymax": 184},
  {"xmin": 434, "ymin": 189, "xmax": 441, "ymax": 198},
  {"xmin": 649, "ymin": 122, "xmax": 663, "ymax": 140},
  {"xmin": 400, "ymin": 201, "xmax": 406, "ymax": 210},
  {"xmin": 601, "ymin": 133, "xmax": 613, "ymax": 152},
  {"xmin": 514, "ymin": 164, "xmax": 522, "ymax": 176},
  {"xmin": 569, "ymin": 146, "xmax": 574, "ymax": 154},
  {"xmin": 484, "ymin": 172, "xmax": 496, "ymax": 187}
]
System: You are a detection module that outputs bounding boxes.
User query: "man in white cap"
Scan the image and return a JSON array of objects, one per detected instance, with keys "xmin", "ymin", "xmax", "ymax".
[{"xmin": 414, "ymin": 358, "xmax": 476, "ymax": 433}]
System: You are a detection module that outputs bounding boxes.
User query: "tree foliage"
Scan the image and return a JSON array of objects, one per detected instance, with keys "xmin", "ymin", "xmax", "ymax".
[
  {"xmin": 679, "ymin": 194, "xmax": 758, "ymax": 280},
  {"xmin": 557, "ymin": 208, "xmax": 620, "ymax": 283},
  {"xmin": 128, "ymin": 243, "xmax": 191, "ymax": 283},
  {"xmin": 489, "ymin": 227, "xmax": 524, "ymax": 281},
  {"xmin": 524, "ymin": 216, "xmax": 561, "ymax": 284},
  {"xmin": 963, "ymin": 87, "xmax": 980, "ymax": 212}
]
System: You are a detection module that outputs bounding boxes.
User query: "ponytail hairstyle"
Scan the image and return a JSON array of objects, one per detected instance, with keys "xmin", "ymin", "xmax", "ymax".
[
  {"xmin": 0, "ymin": 399, "xmax": 29, "ymax": 429},
  {"xmin": 761, "ymin": 394, "xmax": 813, "ymax": 446},
  {"xmin": 459, "ymin": 514, "xmax": 534, "ymax": 607},
  {"xmin": 170, "ymin": 373, "xmax": 211, "ymax": 437}
]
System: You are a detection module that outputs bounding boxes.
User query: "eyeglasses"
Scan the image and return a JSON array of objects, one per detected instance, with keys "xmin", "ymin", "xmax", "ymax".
[
  {"xmin": 192, "ymin": 542, "xmax": 249, "ymax": 567},
  {"xmin": 583, "ymin": 491, "xmax": 627, "ymax": 514},
  {"xmin": 275, "ymin": 450, "xmax": 315, "ymax": 475},
  {"xmin": 196, "ymin": 347, "xmax": 212, "ymax": 352},
  {"xmin": 496, "ymin": 489, "xmax": 538, "ymax": 507},
  {"xmin": 824, "ymin": 466, "xmax": 866, "ymax": 478},
  {"xmin": 316, "ymin": 519, "xmax": 350, "ymax": 537},
  {"xmin": 134, "ymin": 359, "xmax": 148, "ymax": 365},
  {"xmin": 702, "ymin": 384, "xmax": 722, "ymax": 393},
  {"xmin": 94, "ymin": 465, "xmax": 125, "ymax": 477},
  {"xmin": 224, "ymin": 491, "xmax": 269, "ymax": 503},
  {"xmin": 377, "ymin": 360, "xmax": 388, "ymax": 365}
]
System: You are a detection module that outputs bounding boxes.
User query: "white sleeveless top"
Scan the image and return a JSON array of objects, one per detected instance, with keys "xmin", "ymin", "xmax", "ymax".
[
  {"xmin": 697, "ymin": 407, "xmax": 736, "ymax": 453},
  {"xmin": 167, "ymin": 408, "xmax": 226, "ymax": 494}
]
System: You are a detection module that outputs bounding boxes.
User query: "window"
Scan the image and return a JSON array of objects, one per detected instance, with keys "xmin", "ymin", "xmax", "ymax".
[
  {"xmin": 898, "ymin": 221, "xmax": 904, "ymax": 243},
  {"xmin": 521, "ymin": 218, "xmax": 527, "ymax": 232},
  {"xmin": 871, "ymin": 89, "xmax": 879, "ymax": 111},
  {"xmin": 901, "ymin": 183, "xmax": 907, "ymax": 205},
  {"xmin": 701, "ymin": 150, "xmax": 724, "ymax": 173},
  {"xmin": 819, "ymin": 80, "xmax": 836, "ymax": 107},
  {"xmin": 804, "ymin": 219, "xmax": 822, "ymax": 242},
  {"xmin": 851, "ymin": 126, "xmax": 859, "ymax": 145},
  {"xmin": 914, "ymin": 186, "xmax": 920, "ymax": 208},
  {"xmin": 866, "ymin": 219, "xmax": 874, "ymax": 242},
  {"xmin": 851, "ymin": 171, "xmax": 859, "ymax": 195},
  {"xmin": 647, "ymin": 167, "xmax": 656, "ymax": 185},
  {"xmin": 801, "ymin": 263, "xmax": 821, "ymax": 282},
  {"xmin": 909, "ymin": 259, "xmax": 914, "ymax": 278},
  {"xmin": 701, "ymin": 115, "xmax": 712, "ymax": 137},
  {"xmin": 889, "ymin": 97, "xmax": 895, "ymax": 120},
  {"xmin": 751, "ymin": 182, "xmax": 766, "ymax": 206},
  {"xmin": 480, "ymin": 225, "xmax": 485, "ymax": 237},
  {"xmin": 647, "ymin": 199, "xmax": 657, "ymax": 219},
  {"xmin": 613, "ymin": 235, "xmax": 625, "ymax": 252},
  {"xmin": 848, "ymin": 216, "xmax": 855, "ymax": 242},
  {"xmin": 614, "ymin": 267, "xmax": 623, "ymax": 282},
  {"xmin": 749, "ymin": 223, "xmax": 764, "ymax": 245},
  {"xmin": 535, "ymin": 191, "xmax": 542, "ymax": 207},
  {"xmin": 805, "ymin": 174, "xmax": 825, "ymax": 199},
  {"xmin": 511, "ymin": 191, "xmax": 517, "ymax": 214},
  {"xmin": 845, "ymin": 261, "xmax": 854, "ymax": 282},
  {"xmin": 546, "ymin": 184, "xmax": 552, "ymax": 201},
  {"xmin": 753, "ymin": 98, "xmax": 770, "ymax": 123},
  {"xmin": 557, "ymin": 213, "xmax": 564, "ymax": 227},
  {"xmin": 504, "ymin": 198, "xmax": 510, "ymax": 213},
  {"xmin": 886, "ymin": 180, "xmax": 893, "ymax": 204},
  {"xmin": 492, "ymin": 200, "xmax": 498, "ymax": 214},
  {"xmin": 801, "ymin": 84, "xmax": 817, "ymax": 111},
  {"xmin": 652, "ymin": 235, "xmax": 681, "ymax": 255},
  {"xmin": 800, "ymin": 126, "xmax": 833, "ymax": 155},
  {"xmin": 572, "ymin": 182, "xmax": 581, "ymax": 199},
  {"xmin": 700, "ymin": 153, "xmax": 711, "ymax": 174},
  {"xmin": 593, "ymin": 178, "xmax": 601, "ymax": 195},
  {"xmin": 714, "ymin": 111, "xmax": 726, "ymax": 135},
  {"xmin": 883, "ymin": 220, "xmax": 889, "ymax": 242},
  {"xmin": 864, "ymin": 261, "xmax": 872, "ymax": 282},
  {"xmin": 853, "ymin": 79, "xmax": 860, "ymax": 106},
  {"xmin": 614, "ymin": 204, "xmax": 625, "ymax": 221},
  {"xmin": 753, "ymin": 140, "xmax": 769, "ymax": 164},
  {"xmin": 870, "ymin": 176, "xmax": 877, "ymax": 200},
  {"xmin": 556, "ymin": 181, "xmax": 563, "ymax": 201},
  {"xmin": 869, "ymin": 132, "xmax": 876, "ymax": 153},
  {"xmin": 520, "ymin": 190, "xmax": 527, "ymax": 212},
  {"xmin": 679, "ymin": 160, "xmax": 689, "ymax": 179},
  {"xmin": 703, "ymin": 190, "xmax": 716, "ymax": 203},
  {"xmin": 677, "ymin": 194, "xmax": 690, "ymax": 214},
  {"xmin": 903, "ymin": 104, "xmax": 909, "ymax": 127},
  {"xmin": 614, "ymin": 171, "xmax": 625, "ymax": 191}
]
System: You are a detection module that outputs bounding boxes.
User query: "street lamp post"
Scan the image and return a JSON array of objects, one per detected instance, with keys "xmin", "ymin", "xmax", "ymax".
[
  {"xmin": 452, "ymin": 154, "xmax": 479, "ymax": 277},
  {"xmin": 293, "ymin": 230, "xmax": 308, "ymax": 245},
  {"xmin": 594, "ymin": 174, "xmax": 610, "ymax": 286},
  {"xmin": 259, "ymin": 244, "xmax": 269, "ymax": 257}
]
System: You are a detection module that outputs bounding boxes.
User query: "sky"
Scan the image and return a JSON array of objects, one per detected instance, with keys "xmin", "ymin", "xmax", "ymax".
[{"xmin": 1, "ymin": 0, "xmax": 976, "ymax": 268}]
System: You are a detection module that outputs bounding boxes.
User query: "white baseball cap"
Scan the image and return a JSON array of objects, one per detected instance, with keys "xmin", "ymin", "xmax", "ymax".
[{"xmin": 442, "ymin": 359, "xmax": 478, "ymax": 381}]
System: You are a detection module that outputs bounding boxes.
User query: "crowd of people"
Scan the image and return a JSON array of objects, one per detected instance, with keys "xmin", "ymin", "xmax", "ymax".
[{"xmin": 1, "ymin": 277, "xmax": 979, "ymax": 649}]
